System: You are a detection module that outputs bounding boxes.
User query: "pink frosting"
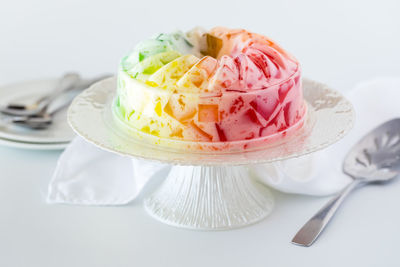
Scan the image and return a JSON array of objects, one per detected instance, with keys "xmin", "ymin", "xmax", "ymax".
[{"xmin": 183, "ymin": 27, "xmax": 305, "ymax": 143}]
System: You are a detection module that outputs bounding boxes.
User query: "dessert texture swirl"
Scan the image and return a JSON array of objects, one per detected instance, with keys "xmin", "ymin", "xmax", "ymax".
[{"xmin": 116, "ymin": 27, "xmax": 306, "ymax": 150}]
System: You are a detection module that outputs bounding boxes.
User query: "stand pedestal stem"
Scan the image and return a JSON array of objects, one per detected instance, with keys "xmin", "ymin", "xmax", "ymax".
[{"xmin": 144, "ymin": 165, "xmax": 274, "ymax": 230}]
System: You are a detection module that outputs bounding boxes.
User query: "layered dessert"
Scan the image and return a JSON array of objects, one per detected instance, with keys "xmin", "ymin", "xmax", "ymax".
[{"xmin": 115, "ymin": 27, "xmax": 306, "ymax": 151}]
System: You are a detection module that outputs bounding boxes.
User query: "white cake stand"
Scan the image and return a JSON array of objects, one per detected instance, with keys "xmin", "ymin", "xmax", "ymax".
[{"xmin": 67, "ymin": 77, "xmax": 354, "ymax": 230}]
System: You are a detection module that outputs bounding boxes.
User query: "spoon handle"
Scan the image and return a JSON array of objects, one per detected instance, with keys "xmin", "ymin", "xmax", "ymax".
[
  {"xmin": 291, "ymin": 179, "xmax": 361, "ymax": 247},
  {"xmin": 36, "ymin": 73, "xmax": 81, "ymax": 109}
]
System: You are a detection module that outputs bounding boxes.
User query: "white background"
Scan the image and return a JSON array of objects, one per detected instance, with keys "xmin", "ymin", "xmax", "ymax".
[
  {"xmin": 1, "ymin": 0, "xmax": 400, "ymax": 266},
  {"xmin": 1, "ymin": 0, "xmax": 400, "ymax": 89}
]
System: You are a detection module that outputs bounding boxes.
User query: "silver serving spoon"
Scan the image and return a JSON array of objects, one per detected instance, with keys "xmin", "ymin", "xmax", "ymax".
[{"xmin": 292, "ymin": 118, "xmax": 400, "ymax": 247}]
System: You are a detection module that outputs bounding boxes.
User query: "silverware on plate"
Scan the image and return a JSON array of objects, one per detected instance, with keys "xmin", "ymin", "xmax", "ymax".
[
  {"xmin": 1, "ymin": 73, "xmax": 81, "ymax": 117},
  {"xmin": 2, "ymin": 96, "xmax": 73, "ymax": 129},
  {"xmin": 292, "ymin": 118, "xmax": 400, "ymax": 247},
  {"xmin": 0, "ymin": 73, "xmax": 112, "ymax": 117},
  {"xmin": 0, "ymin": 73, "xmax": 112, "ymax": 129}
]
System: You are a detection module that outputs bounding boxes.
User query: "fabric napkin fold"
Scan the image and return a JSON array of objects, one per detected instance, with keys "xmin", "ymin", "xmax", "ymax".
[
  {"xmin": 47, "ymin": 137, "xmax": 169, "ymax": 204},
  {"xmin": 47, "ymin": 77, "xmax": 400, "ymax": 204}
]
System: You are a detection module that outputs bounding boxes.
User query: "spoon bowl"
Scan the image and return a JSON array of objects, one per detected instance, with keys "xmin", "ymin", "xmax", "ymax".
[
  {"xmin": 344, "ymin": 118, "xmax": 400, "ymax": 182},
  {"xmin": 11, "ymin": 115, "xmax": 53, "ymax": 129}
]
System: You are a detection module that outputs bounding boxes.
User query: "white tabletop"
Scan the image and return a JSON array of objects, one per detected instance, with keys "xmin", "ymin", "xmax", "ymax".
[{"xmin": 1, "ymin": 0, "xmax": 400, "ymax": 266}]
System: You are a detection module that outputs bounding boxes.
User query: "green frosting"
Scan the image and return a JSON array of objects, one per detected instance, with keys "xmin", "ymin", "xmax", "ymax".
[
  {"xmin": 121, "ymin": 31, "xmax": 195, "ymax": 79},
  {"xmin": 128, "ymin": 51, "xmax": 181, "ymax": 80}
]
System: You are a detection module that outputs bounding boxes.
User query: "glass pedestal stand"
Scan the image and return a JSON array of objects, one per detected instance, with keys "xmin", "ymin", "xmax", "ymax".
[{"xmin": 144, "ymin": 165, "xmax": 273, "ymax": 230}]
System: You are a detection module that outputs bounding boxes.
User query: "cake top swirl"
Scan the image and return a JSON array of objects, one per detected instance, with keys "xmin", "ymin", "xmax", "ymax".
[{"xmin": 121, "ymin": 27, "xmax": 299, "ymax": 94}]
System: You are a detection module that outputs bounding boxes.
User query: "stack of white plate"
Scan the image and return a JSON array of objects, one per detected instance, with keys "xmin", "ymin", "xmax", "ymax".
[{"xmin": 0, "ymin": 79, "xmax": 75, "ymax": 150}]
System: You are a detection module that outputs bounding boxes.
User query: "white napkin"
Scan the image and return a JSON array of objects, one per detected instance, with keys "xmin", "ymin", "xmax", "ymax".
[
  {"xmin": 47, "ymin": 77, "xmax": 400, "ymax": 204},
  {"xmin": 48, "ymin": 137, "xmax": 169, "ymax": 205}
]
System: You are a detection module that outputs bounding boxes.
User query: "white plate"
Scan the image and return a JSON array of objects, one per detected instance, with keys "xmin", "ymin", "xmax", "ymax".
[
  {"xmin": 0, "ymin": 136, "xmax": 68, "ymax": 150},
  {"xmin": 68, "ymin": 77, "xmax": 355, "ymax": 166},
  {"xmin": 0, "ymin": 79, "xmax": 76, "ymax": 144}
]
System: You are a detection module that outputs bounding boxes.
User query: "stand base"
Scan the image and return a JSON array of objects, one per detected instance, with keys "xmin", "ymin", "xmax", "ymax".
[{"xmin": 144, "ymin": 166, "xmax": 274, "ymax": 230}]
